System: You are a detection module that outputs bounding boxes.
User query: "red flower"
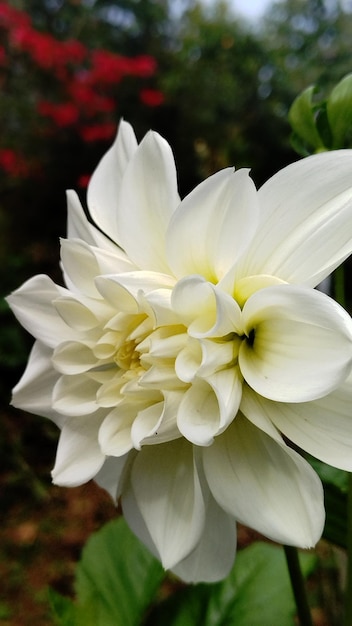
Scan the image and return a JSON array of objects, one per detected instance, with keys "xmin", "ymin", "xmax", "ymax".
[
  {"xmin": 139, "ymin": 88, "xmax": 164, "ymax": 107},
  {"xmin": 131, "ymin": 55, "xmax": 157, "ymax": 77},
  {"xmin": 38, "ymin": 101, "xmax": 80, "ymax": 127},
  {"xmin": 79, "ymin": 123, "xmax": 116, "ymax": 142},
  {"xmin": 0, "ymin": 148, "xmax": 29, "ymax": 176},
  {"xmin": 77, "ymin": 173, "xmax": 90, "ymax": 187}
]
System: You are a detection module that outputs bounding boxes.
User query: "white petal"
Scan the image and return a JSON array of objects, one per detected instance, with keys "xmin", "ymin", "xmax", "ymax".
[
  {"xmin": 171, "ymin": 275, "xmax": 242, "ymax": 337},
  {"xmin": 240, "ymin": 284, "xmax": 352, "ymax": 402},
  {"xmin": 244, "ymin": 376, "xmax": 352, "ymax": 471},
  {"xmin": 167, "ymin": 168, "xmax": 259, "ymax": 281},
  {"xmin": 172, "ymin": 485, "xmax": 237, "ymax": 583},
  {"xmin": 61, "ymin": 238, "xmax": 137, "ymax": 298},
  {"xmin": 87, "ymin": 120, "xmax": 138, "ymax": 245},
  {"xmin": 129, "ymin": 439, "xmax": 205, "ymax": 569},
  {"xmin": 204, "ymin": 415, "xmax": 325, "ymax": 547},
  {"xmin": 99, "ymin": 406, "xmax": 135, "ymax": 456},
  {"xmin": 53, "ymin": 296, "xmax": 104, "ymax": 331},
  {"xmin": 95, "ymin": 272, "xmax": 175, "ymax": 313},
  {"xmin": 52, "ymin": 413, "xmax": 106, "ymax": 486},
  {"xmin": 94, "ymin": 454, "xmax": 130, "ymax": 502},
  {"xmin": 177, "ymin": 377, "xmax": 237, "ymax": 446},
  {"xmin": 52, "ymin": 374, "xmax": 100, "ymax": 415},
  {"xmin": 6, "ymin": 275, "xmax": 75, "ymax": 348},
  {"xmin": 11, "ymin": 341, "xmax": 63, "ymax": 426},
  {"xmin": 132, "ymin": 391, "xmax": 182, "ymax": 447},
  {"xmin": 205, "ymin": 366, "xmax": 243, "ymax": 431},
  {"xmin": 238, "ymin": 150, "xmax": 352, "ymax": 286},
  {"xmin": 52, "ymin": 341, "xmax": 99, "ymax": 374},
  {"xmin": 116, "ymin": 131, "xmax": 180, "ymax": 271},
  {"xmin": 143, "ymin": 288, "xmax": 181, "ymax": 327},
  {"xmin": 66, "ymin": 190, "xmax": 117, "ymax": 252}
]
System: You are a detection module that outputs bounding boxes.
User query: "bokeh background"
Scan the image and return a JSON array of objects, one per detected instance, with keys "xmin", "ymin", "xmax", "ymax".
[{"xmin": 1, "ymin": 0, "xmax": 352, "ymax": 623}]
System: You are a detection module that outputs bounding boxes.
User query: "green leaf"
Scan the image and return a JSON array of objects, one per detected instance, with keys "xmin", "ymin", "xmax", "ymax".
[
  {"xmin": 75, "ymin": 517, "xmax": 165, "ymax": 626},
  {"xmin": 288, "ymin": 85, "xmax": 325, "ymax": 153},
  {"xmin": 48, "ymin": 588, "xmax": 76, "ymax": 626},
  {"xmin": 327, "ymin": 73, "xmax": 352, "ymax": 148},
  {"xmin": 145, "ymin": 542, "xmax": 316, "ymax": 626}
]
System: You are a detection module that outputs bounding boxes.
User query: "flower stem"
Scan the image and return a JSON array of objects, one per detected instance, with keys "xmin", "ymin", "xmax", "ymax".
[
  {"xmin": 284, "ymin": 545, "xmax": 313, "ymax": 626},
  {"xmin": 344, "ymin": 473, "xmax": 352, "ymax": 626},
  {"xmin": 333, "ymin": 266, "xmax": 352, "ymax": 625}
]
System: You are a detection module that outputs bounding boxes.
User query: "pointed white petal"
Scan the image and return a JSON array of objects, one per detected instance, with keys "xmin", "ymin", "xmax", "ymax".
[
  {"xmin": 129, "ymin": 439, "xmax": 205, "ymax": 569},
  {"xmin": 172, "ymin": 487, "xmax": 237, "ymax": 583},
  {"xmin": 52, "ymin": 413, "xmax": 106, "ymax": 486},
  {"xmin": 61, "ymin": 237, "xmax": 137, "ymax": 297},
  {"xmin": 238, "ymin": 150, "xmax": 352, "ymax": 286},
  {"xmin": 240, "ymin": 285, "xmax": 352, "ymax": 402},
  {"xmin": 87, "ymin": 120, "xmax": 138, "ymax": 245},
  {"xmin": 244, "ymin": 375, "xmax": 352, "ymax": 471},
  {"xmin": 116, "ymin": 131, "xmax": 180, "ymax": 271},
  {"xmin": 204, "ymin": 415, "xmax": 325, "ymax": 547},
  {"xmin": 167, "ymin": 168, "xmax": 259, "ymax": 281},
  {"xmin": 66, "ymin": 190, "xmax": 117, "ymax": 252},
  {"xmin": 11, "ymin": 341, "xmax": 63, "ymax": 426},
  {"xmin": 6, "ymin": 275, "xmax": 75, "ymax": 348}
]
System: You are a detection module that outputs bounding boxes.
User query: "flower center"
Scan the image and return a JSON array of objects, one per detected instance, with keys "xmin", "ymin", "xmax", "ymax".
[{"xmin": 114, "ymin": 339, "xmax": 140, "ymax": 371}]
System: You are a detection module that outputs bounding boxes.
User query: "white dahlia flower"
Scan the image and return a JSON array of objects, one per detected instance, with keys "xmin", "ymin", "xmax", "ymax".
[{"xmin": 7, "ymin": 121, "xmax": 352, "ymax": 582}]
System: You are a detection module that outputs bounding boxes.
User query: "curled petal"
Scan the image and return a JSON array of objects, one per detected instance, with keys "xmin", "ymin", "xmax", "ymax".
[
  {"xmin": 131, "ymin": 391, "xmax": 182, "ymax": 448},
  {"xmin": 240, "ymin": 284, "xmax": 352, "ymax": 402},
  {"xmin": 172, "ymin": 275, "xmax": 242, "ymax": 337},
  {"xmin": 52, "ymin": 341, "xmax": 100, "ymax": 374},
  {"xmin": 96, "ymin": 272, "xmax": 175, "ymax": 314},
  {"xmin": 99, "ymin": 405, "xmax": 136, "ymax": 456},
  {"xmin": 204, "ymin": 415, "xmax": 325, "ymax": 547},
  {"xmin": 177, "ymin": 372, "xmax": 241, "ymax": 446},
  {"xmin": 53, "ymin": 374, "xmax": 100, "ymax": 416}
]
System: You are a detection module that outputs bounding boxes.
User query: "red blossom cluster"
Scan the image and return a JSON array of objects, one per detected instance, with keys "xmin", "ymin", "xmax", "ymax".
[
  {"xmin": 0, "ymin": 1, "xmax": 164, "ymax": 180},
  {"xmin": 0, "ymin": 148, "xmax": 30, "ymax": 178}
]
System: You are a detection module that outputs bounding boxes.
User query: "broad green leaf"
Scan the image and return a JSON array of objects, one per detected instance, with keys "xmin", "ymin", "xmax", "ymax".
[
  {"xmin": 75, "ymin": 517, "xmax": 165, "ymax": 626},
  {"xmin": 288, "ymin": 86, "xmax": 325, "ymax": 153},
  {"xmin": 327, "ymin": 73, "xmax": 352, "ymax": 148},
  {"xmin": 144, "ymin": 542, "xmax": 316, "ymax": 626}
]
